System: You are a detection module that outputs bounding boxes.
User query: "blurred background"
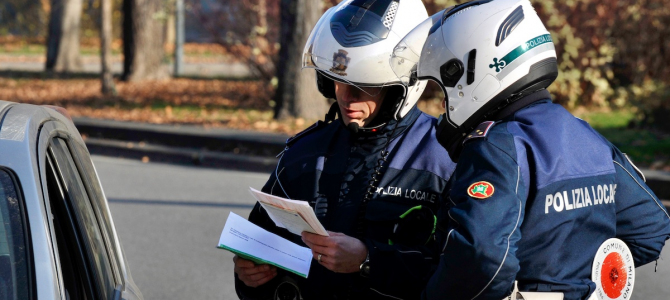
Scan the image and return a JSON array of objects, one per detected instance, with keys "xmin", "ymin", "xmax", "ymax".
[
  {"xmin": 0, "ymin": 0, "xmax": 668, "ymax": 167},
  {"xmin": 2, "ymin": 1, "xmax": 669, "ymax": 299}
]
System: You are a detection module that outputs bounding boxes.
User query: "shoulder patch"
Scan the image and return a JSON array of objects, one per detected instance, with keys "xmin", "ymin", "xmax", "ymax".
[
  {"xmin": 463, "ymin": 121, "xmax": 496, "ymax": 144},
  {"xmin": 467, "ymin": 181, "xmax": 495, "ymax": 199}
]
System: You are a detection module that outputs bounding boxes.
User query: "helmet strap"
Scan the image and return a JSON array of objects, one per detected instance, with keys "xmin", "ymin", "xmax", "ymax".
[
  {"xmin": 367, "ymin": 86, "xmax": 404, "ymax": 127},
  {"xmin": 325, "ymin": 102, "xmax": 339, "ymax": 123}
]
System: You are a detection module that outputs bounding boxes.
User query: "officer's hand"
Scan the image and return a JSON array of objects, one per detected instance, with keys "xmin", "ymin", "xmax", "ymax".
[
  {"xmin": 301, "ymin": 231, "xmax": 367, "ymax": 273},
  {"xmin": 233, "ymin": 255, "xmax": 277, "ymax": 287}
]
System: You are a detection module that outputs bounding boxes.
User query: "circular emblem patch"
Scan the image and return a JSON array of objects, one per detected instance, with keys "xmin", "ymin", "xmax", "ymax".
[
  {"xmin": 592, "ymin": 238, "xmax": 635, "ymax": 300},
  {"xmin": 467, "ymin": 181, "xmax": 495, "ymax": 199}
]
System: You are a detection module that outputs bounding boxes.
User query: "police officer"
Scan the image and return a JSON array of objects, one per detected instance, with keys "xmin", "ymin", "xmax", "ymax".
[
  {"xmin": 233, "ymin": 0, "xmax": 456, "ymax": 299},
  {"xmin": 390, "ymin": 0, "xmax": 670, "ymax": 299}
]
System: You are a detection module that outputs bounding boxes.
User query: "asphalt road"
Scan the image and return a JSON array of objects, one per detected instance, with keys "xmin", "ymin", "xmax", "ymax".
[
  {"xmin": 93, "ymin": 155, "xmax": 265, "ymax": 300},
  {"xmin": 92, "ymin": 155, "xmax": 670, "ymax": 300}
]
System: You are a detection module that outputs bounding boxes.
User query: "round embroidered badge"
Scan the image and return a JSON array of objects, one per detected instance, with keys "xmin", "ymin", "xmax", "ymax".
[
  {"xmin": 592, "ymin": 238, "xmax": 635, "ymax": 300},
  {"xmin": 467, "ymin": 181, "xmax": 495, "ymax": 199}
]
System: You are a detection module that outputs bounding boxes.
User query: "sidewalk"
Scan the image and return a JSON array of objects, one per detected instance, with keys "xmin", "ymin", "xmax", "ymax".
[
  {"xmin": 73, "ymin": 117, "xmax": 670, "ymax": 206},
  {"xmin": 0, "ymin": 54, "xmax": 253, "ymax": 78},
  {"xmin": 75, "ymin": 117, "xmax": 287, "ymax": 173}
]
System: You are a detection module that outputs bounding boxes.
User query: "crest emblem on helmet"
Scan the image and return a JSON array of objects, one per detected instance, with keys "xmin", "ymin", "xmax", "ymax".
[
  {"xmin": 467, "ymin": 181, "xmax": 495, "ymax": 199},
  {"xmin": 330, "ymin": 49, "xmax": 351, "ymax": 76}
]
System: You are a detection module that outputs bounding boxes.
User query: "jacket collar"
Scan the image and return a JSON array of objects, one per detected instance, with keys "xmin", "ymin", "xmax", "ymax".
[{"xmin": 493, "ymin": 89, "xmax": 552, "ymax": 121}]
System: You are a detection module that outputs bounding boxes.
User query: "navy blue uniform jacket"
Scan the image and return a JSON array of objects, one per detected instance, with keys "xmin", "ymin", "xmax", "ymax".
[
  {"xmin": 235, "ymin": 107, "xmax": 456, "ymax": 300},
  {"xmin": 424, "ymin": 95, "xmax": 670, "ymax": 300}
]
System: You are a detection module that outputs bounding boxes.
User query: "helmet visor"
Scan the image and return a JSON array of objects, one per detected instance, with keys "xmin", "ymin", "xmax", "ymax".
[
  {"xmin": 389, "ymin": 6, "xmax": 468, "ymax": 85},
  {"xmin": 390, "ymin": 10, "xmax": 444, "ymax": 85},
  {"xmin": 316, "ymin": 69, "xmax": 390, "ymax": 98}
]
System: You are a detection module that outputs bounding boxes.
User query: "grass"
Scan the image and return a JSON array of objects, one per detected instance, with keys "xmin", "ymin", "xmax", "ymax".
[
  {"xmin": 573, "ymin": 109, "xmax": 670, "ymax": 167},
  {"xmin": 0, "ymin": 44, "xmax": 46, "ymax": 55}
]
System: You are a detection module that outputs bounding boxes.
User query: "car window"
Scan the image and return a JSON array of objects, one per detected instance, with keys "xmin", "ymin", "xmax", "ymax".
[
  {"xmin": 48, "ymin": 137, "xmax": 116, "ymax": 299},
  {"xmin": 0, "ymin": 169, "xmax": 32, "ymax": 300}
]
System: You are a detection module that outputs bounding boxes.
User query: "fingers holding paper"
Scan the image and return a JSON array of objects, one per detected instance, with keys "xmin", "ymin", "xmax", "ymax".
[
  {"xmin": 233, "ymin": 255, "xmax": 277, "ymax": 287},
  {"xmin": 301, "ymin": 231, "xmax": 367, "ymax": 273}
]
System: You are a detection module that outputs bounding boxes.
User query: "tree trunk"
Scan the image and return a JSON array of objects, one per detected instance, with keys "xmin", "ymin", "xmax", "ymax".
[
  {"xmin": 165, "ymin": 8, "xmax": 175, "ymax": 51},
  {"xmin": 122, "ymin": 0, "xmax": 168, "ymax": 81},
  {"xmin": 122, "ymin": 0, "xmax": 133, "ymax": 80},
  {"xmin": 100, "ymin": 0, "xmax": 116, "ymax": 95},
  {"xmin": 46, "ymin": 0, "xmax": 83, "ymax": 72},
  {"xmin": 274, "ymin": 0, "xmax": 327, "ymax": 120}
]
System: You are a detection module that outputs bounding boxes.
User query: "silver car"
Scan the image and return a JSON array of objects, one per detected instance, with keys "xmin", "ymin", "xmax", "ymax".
[{"xmin": 0, "ymin": 101, "xmax": 142, "ymax": 300}]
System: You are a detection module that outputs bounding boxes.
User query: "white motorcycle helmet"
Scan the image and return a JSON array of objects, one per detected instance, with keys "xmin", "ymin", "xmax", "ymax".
[
  {"xmin": 391, "ymin": 0, "xmax": 558, "ymax": 157},
  {"xmin": 302, "ymin": 0, "xmax": 429, "ymax": 126}
]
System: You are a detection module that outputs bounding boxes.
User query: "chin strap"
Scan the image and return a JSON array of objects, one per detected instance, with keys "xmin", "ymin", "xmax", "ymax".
[{"xmin": 325, "ymin": 101, "xmax": 339, "ymax": 123}]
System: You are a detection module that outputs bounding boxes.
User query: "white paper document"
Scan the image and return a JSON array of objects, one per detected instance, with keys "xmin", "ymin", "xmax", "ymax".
[
  {"xmin": 217, "ymin": 212, "xmax": 313, "ymax": 278},
  {"xmin": 258, "ymin": 202, "xmax": 316, "ymax": 236},
  {"xmin": 248, "ymin": 187, "xmax": 329, "ymax": 236}
]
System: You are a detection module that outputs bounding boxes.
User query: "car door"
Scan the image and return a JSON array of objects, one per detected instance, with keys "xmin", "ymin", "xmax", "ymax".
[{"xmin": 0, "ymin": 103, "xmax": 140, "ymax": 300}]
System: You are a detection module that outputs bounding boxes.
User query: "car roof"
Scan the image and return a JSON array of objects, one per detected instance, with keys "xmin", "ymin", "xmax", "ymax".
[{"xmin": 0, "ymin": 100, "xmax": 84, "ymax": 144}]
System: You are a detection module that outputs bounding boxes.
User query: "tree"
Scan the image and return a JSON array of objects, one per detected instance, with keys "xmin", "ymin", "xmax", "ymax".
[
  {"xmin": 273, "ymin": 0, "xmax": 327, "ymax": 120},
  {"xmin": 188, "ymin": 0, "xmax": 280, "ymax": 82},
  {"xmin": 101, "ymin": 0, "xmax": 117, "ymax": 95},
  {"xmin": 189, "ymin": 0, "xmax": 328, "ymax": 120},
  {"xmin": 122, "ymin": 0, "xmax": 169, "ymax": 81},
  {"xmin": 46, "ymin": 0, "xmax": 84, "ymax": 72},
  {"xmin": 0, "ymin": 0, "xmax": 47, "ymax": 37}
]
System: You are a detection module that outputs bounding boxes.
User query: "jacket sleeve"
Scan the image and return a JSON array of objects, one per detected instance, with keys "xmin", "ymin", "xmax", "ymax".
[
  {"xmin": 612, "ymin": 151, "xmax": 670, "ymax": 267},
  {"xmin": 424, "ymin": 139, "xmax": 525, "ymax": 300},
  {"xmin": 234, "ymin": 171, "xmax": 292, "ymax": 300},
  {"xmin": 364, "ymin": 235, "xmax": 440, "ymax": 299}
]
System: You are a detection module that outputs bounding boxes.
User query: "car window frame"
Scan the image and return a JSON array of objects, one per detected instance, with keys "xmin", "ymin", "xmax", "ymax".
[
  {"xmin": 47, "ymin": 137, "xmax": 118, "ymax": 300},
  {"xmin": 44, "ymin": 153, "xmax": 97, "ymax": 300},
  {"xmin": 65, "ymin": 139, "xmax": 124, "ymax": 286}
]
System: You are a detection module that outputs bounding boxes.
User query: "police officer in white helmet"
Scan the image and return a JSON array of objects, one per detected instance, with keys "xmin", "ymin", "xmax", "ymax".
[
  {"xmin": 234, "ymin": 1, "xmax": 457, "ymax": 299},
  {"xmin": 391, "ymin": 0, "xmax": 670, "ymax": 299}
]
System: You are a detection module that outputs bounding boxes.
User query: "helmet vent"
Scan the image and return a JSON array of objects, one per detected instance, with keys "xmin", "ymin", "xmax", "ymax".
[
  {"xmin": 496, "ymin": 5, "xmax": 524, "ymax": 47},
  {"xmin": 382, "ymin": 1, "xmax": 399, "ymax": 29},
  {"xmin": 467, "ymin": 49, "xmax": 477, "ymax": 85},
  {"xmin": 442, "ymin": 0, "xmax": 493, "ymax": 23}
]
